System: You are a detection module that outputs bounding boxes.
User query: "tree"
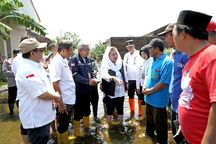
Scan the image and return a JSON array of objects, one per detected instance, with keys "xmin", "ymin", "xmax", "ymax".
[
  {"xmin": 56, "ymin": 32, "xmax": 81, "ymax": 54},
  {"xmin": 91, "ymin": 41, "xmax": 106, "ymax": 62},
  {"xmin": 0, "ymin": 0, "xmax": 46, "ymax": 40}
]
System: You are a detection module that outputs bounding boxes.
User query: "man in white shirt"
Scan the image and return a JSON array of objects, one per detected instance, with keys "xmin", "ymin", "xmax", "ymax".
[
  {"xmin": 11, "ymin": 36, "xmax": 30, "ymax": 144},
  {"xmin": 123, "ymin": 40, "xmax": 144, "ymax": 119},
  {"xmin": 16, "ymin": 38, "xmax": 60, "ymax": 144},
  {"xmin": 49, "ymin": 40, "xmax": 76, "ymax": 143}
]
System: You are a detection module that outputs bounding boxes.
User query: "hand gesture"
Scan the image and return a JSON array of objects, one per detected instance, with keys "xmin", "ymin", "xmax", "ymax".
[
  {"xmin": 113, "ymin": 77, "xmax": 123, "ymax": 86},
  {"xmin": 58, "ymin": 101, "xmax": 68, "ymax": 115}
]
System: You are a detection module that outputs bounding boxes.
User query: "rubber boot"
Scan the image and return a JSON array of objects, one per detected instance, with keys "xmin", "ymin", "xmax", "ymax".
[
  {"xmin": 138, "ymin": 100, "xmax": 144, "ymax": 121},
  {"xmin": 129, "ymin": 98, "xmax": 135, "ymax": 119},
  {"xmin": 73, "ymin": 120, "xmax": 83, "ymax": 137},
  {"xmin": 83, "ymin": 116, "xmax": 90, "ymax": 135},
  {"xmin": 83, "ymin": 116, "xmax": 90, "ymax": 128},
  {"xmin": 58, "ymin": 131, "xmax": 68, "ymax": 144}
]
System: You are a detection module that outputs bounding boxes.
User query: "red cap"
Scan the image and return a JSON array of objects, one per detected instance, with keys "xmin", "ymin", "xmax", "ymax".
[{"xmin": 207, "ymin": 20, "xmax": 216, "ymax": 32}]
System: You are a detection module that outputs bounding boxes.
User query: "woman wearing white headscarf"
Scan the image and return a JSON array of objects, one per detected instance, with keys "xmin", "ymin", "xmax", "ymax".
[{"xmin": 101, "ymin": 46, "xmax": 127, "ymax": 127}]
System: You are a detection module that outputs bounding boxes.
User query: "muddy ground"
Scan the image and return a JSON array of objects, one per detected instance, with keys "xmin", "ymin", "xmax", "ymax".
[{"xmin": 0, "ymin": 90, "xmax": 175, "ymax": 144}]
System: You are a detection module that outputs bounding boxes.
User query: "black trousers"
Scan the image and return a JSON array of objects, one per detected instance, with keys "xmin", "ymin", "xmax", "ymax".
[
  {"xmin": 146, "ymin": 103, "xmax": 168, "ymax": 144},
  {"xmin": 57, "ymin": 104, "xmax": 74, "ymax": 133},
  {"xmin": 106, "ymin": 96, "xmax": 124, "ymax": 115},
  {"xmin": 27, "ymin": 123, "xmax": 50, "ymax": 144},
  {"xmin": 74, "ymin": 94, "xmax": 91, "ymax": 121},
  {"xmin": 128, "ymin": 80, "xmax": 143, "ymax": 100},
  {"xmin": 8, "ymin": 86, "xmax": 17, "ymax": 104},
  {"xmin": 172, "ymin": 110, "xmax": 187, "ymax": 144},
  {"xmin": 90, "ymin": 86, "xmax": 99, "ymax": 117}
]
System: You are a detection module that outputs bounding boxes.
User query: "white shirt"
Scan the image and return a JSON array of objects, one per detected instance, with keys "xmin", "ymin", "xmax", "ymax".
[
  {"xmin": 11, "ymin": 53, "xmax": 23, "ymax": 75},
  {"xmin": 101, "ymin": 67, "xmax": 125, "ymax": 99},
  {"xmin": 140, "ymin": 58, "xmax": 152, "ymax": 86},
  {"xmin": 49, "ymin": 53, "xmax": 76, "ymax": 105},
  {"xmin": 12, "ymin": 53, "xmax": 23, "ymax": 101},
  {"xmin": 123, "ymin": 50, "xmax": 144, "ymax": 89},
  {"xmin": 16, "ymin": 59, "xmax": 56, "ymax": 129}
]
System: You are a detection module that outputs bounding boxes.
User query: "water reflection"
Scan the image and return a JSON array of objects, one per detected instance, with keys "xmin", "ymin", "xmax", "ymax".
[{"xmin": 0, "ymin": 88, "xmax": 175, "ymax": 144}]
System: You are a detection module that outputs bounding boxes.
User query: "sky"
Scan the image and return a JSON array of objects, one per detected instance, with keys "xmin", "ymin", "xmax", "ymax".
[{"xmin": 32, "ymin": 0, "xmax": 216, "ymax": 46}]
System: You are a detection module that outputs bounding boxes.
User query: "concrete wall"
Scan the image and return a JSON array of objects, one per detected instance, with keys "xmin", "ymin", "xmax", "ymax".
[
  {"xmin": 0, "ymin": 38, "xmax": 7, "ymax": 62},
  {"xmin": 19, "ymin": 0, "xmax": 40, "ymax": 23},
  {"xmin": 1, "ymin": 0, "xmax": 40, "ymax": 58},
  {"xmin": 9, "ymin": 21, "xmax": 27, "ymax": 55}
]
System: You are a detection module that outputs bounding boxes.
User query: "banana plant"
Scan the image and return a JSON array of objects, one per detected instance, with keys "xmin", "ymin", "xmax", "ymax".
[{"xmin": 0, "ymin": 0, "xmax": 46, "ymax": 40}]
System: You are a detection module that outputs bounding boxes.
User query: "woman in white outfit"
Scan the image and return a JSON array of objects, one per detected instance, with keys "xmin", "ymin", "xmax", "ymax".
[
  {"xmin": 139, "ymin": 44, "xmax": 152, "ymax": 120},
  {"xmin": 101, "ymin": 46, "xmax": 127, "ymax": 128}
]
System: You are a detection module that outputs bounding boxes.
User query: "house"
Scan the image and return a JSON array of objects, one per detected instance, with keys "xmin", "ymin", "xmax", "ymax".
[
  {"xmin": 104, "ymin": 24, "xmax": 168, "ymax": 58},
  {"xmin": 0, "ymin": 0, "xmax": 51, "ymax": 62}
]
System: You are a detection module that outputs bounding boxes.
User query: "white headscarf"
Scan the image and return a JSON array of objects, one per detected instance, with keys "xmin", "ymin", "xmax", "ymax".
[{"xmin": 101, "ymin": 46, "xmax": 122, "ymax": 72}]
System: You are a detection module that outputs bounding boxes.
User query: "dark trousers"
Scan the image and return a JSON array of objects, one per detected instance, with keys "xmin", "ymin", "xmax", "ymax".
[
  {"xmin": 171, "ymin": 110, "xmax": 178, "ymax": 135},
  {"xmin": 172, "ymin": 110, "xmax": 187, "ymax": 144},
  {"xmin": 74, "ymin": 94, "xmax": 91, "ymax": 121},
  {"xmin": 27, "ymin": 123, "xmax": 50, "ymax": 144},
  {"xmin": 128, "ymin": 80, "xmax": 143, "ymax": 100},
  {"xmin": 146, "ymin": 103, "xmax": 168, "ymax": 144},
  {"xmin": 106, "ymin": 96, "xmax": 124, "ymax": 115},
  {"xmin": 90, "ymin": 86, "xmax": 99, "ymax": 117},
  {"xmin": 57, "ymin": 104, "xmax": 74, "ymax": 133},
  {"xmin": 8, "ymin": 86, "xmax": 17, "ymax": 104}
]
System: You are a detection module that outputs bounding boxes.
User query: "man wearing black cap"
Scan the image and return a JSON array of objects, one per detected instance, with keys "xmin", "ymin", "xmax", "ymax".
[
  {"xmin": 158, "ymin": 23, "xmax": 188, "ymax": 143},
  {"xmin": 143, "ymin": 38, "xmax": 173, "ymax": 144},
  {"xmin": 173, "ymin": 10, "xmax": 216, "ymax": 144},
  {"xmin": 123, "ymin": 40, "xmax": 144, "ymax": 120}
]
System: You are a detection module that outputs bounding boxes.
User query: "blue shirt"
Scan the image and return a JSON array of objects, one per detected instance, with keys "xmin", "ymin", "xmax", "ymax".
[
  {"xmin": 170, "ymin": 51, "xmax": 188, "ymax": 113},
  {"xmin": 145, "ymin": 53, "xmax": 173, "ymax": 108}
]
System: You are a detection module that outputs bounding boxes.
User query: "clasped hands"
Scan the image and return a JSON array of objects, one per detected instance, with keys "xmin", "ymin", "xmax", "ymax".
[{"xmin": 143, "ymin": 87, "xmax": 154, "ymax": 95}]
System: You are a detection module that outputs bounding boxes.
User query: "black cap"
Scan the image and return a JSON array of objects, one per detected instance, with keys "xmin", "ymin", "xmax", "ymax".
[
  {"xmin": 177, "ymin": 10, "xmax": 212, "ymax": 31},
  {"xmin": 149, "ymin": 38, "xmax": 164, "ymax": 50},
  {"xmin": 140, "ymin": 44, "xmax": 152, "ymax": 50},
  {"xmin": 125, "ymin": 40, "xmax": 134, "ymax": 47},
  {"xmin": 140, "ymin": 44, "xmax": 151, "ymax": 58}
]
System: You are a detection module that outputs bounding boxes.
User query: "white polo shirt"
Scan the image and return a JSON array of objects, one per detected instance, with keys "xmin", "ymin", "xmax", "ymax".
[
  {"xmin": 49, "ymin": 53, "xmax": 76, "ymax": 105},
  {"xmin": 123, "ymin": 50, "xmax": 144, "ymax": 89},
  {"xmin": 12, "ymin": 53, "xmax": 23, "ymax": 101},
  {"xmin": 16, "ymin": 59, "xmax": 56, "ymax": 129}
]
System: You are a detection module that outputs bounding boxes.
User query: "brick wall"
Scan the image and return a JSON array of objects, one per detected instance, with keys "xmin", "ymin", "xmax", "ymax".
[{"xmin": 104, "ymin": 24, "xmax": 168, "ymax": 58}]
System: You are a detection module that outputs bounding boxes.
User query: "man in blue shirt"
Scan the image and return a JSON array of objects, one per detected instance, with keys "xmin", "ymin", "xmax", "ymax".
[
  {"xmin": 158, "ymin": 23, "xmax": 189, "ymax": 143},
  {"xmin": 143, "ymin": 38, "xmax": 173, "ymax": 144}
]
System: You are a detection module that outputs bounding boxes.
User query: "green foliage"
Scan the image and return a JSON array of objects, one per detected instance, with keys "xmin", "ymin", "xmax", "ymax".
[
  {"xmin": 91, "ymin": 41, "xmax": 106, "ymax": 62},
  {"xmin": 164, "ymin": 47, "xmax": 172, "ymax": 56},
  {"xmin": 0, "ymin": 64, "xmax": 7, "ymax": 83},
  {"xmin": 55, "ymin": 32, "xmax": 81, "ymax": 55},
  {"xmin": 0, "ymin": 0, "xmax": 46, "ymax": 40}
]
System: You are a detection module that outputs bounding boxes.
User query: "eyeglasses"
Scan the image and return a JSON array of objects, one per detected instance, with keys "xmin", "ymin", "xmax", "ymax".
[{"xmin": 33, "ymin": 49, "xmax": 44, "ymax": 53}]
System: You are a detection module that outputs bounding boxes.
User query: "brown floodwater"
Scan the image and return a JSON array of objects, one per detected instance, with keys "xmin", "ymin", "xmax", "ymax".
[{"xmin": 0, "ymin": 90, "xmax": 175, "ymax": 144}]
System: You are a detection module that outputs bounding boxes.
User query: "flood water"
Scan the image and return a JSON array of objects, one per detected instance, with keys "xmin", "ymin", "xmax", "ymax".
[{"xmin": 0, "ymin": 89, "xmax": 175, "ymax": 144}]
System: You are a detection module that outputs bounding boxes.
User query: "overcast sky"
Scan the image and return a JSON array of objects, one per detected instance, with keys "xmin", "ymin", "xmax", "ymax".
[{"xmin": 32, "ymin": 0, "xmax": 216, "ymax": 46}]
